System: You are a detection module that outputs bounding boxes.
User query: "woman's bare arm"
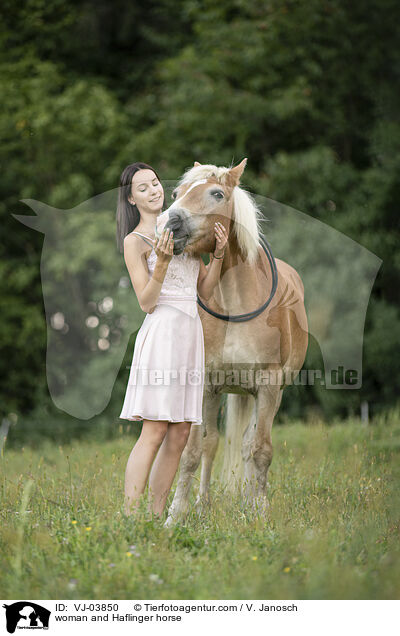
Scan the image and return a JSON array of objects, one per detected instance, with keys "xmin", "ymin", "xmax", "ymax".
[
  {"xmin": 197, "ymin": 222, "xmax": 228, "ymax": 300},
  {"xmin": 197, "ymin": 255, "xmax": 224, "ymax": 301},
  {"xmin": 123, "ymin": 233, "xmax": 170, "ymax": 313}
]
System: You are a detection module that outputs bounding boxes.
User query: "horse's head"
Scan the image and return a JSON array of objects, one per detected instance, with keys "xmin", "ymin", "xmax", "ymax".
[{"xmin": 156, "ymin": 158, "xmax": 262, "ymax": 264}]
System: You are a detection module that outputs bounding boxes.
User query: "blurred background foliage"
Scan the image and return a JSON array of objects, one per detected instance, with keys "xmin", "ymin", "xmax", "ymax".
[{"xmin": 1, "ymin": 0, "xmax": 399, "ymax": 445}]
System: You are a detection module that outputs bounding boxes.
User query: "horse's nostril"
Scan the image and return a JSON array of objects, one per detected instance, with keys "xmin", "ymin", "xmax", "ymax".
[
  {"xmin": 169, "ymin": 220, "xmax": 182, "ymax": 232},
  {"xmin": 169, "ymin": 212, "xmax": 183, "ymax": 229}
]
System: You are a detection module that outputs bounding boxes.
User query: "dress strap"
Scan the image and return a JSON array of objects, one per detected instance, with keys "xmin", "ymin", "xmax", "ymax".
[{"xmin": 130, "ymin": 231, "xmax": 154, "ymax": 248}]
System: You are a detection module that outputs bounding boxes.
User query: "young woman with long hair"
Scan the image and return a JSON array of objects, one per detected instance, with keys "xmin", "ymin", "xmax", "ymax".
[{"xmin": 116, "ymin": 162, "xmax": 227, "ymax": 519}]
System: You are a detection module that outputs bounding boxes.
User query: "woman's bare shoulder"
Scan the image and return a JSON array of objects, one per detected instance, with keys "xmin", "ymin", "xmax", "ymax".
[{"xmin": 124, "ymin": 233, "xmax": 152, "ymax": 260}]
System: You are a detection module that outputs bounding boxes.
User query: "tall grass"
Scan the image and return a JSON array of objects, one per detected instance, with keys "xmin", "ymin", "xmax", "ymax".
[{"xmin": 1, "ymin": 410, "xmax": 399, "ymax": 599}]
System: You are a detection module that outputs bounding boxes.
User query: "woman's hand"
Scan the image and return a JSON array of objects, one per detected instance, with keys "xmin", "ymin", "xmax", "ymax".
[
  {"xmin": 154, "ymin": 228, "xmax": 174, "ymax": 264},
  {"xmin": 214, "ymin": 222, "xmax": 228, "ymax": 258}
]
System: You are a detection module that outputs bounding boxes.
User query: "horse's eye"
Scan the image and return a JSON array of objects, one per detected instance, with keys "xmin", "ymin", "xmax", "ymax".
[
  {"xmin": 171, "ymin": 190, "xmax": 178, "ymax": 200},
  {"xmin": 212, "ymin": 191, "xmax": 224, "ymax": 200}
]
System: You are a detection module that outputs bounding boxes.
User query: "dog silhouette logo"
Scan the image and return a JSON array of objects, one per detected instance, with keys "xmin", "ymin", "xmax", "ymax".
[{"xmin": 2, "ymin": 602, "xmax": 50, "ymax": 633}]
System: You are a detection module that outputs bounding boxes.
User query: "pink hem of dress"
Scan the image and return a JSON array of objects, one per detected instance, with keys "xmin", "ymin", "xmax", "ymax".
[{"xmin": 119, "ymin": 414, "xmax": 202, "ymax": 425}]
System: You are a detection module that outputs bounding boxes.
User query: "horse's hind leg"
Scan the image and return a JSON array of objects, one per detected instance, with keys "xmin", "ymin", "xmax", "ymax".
[
  {"xmin": 164, "ymin": 423, "xmax": 203, "ymax": 527},
  {"xmin": 196, "ymin": 393, "xmax": 221, "ymax": 508},
  {"xmin": 242, "ymin": 385, "xmax": 283, "ymax": 512}
]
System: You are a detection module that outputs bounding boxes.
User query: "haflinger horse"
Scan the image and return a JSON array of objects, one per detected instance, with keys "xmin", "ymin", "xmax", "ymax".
[{"xmin": 155, "ymin": 159, "xmax": 308, "ymax": 525}]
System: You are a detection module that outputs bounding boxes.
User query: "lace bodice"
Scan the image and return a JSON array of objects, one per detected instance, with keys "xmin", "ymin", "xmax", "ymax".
[
  {"xmin": 130, "ymin": 232, "xmax": 200, "ymax": 317},
  {"xmin": 147, "ymin": 249, "xmax": 200, "ymax": 298}
]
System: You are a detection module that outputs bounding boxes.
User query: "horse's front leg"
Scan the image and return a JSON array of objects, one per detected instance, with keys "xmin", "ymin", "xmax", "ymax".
[
  {"xmin": 242, "ymin": 385, "xmax": 283, "ymax": 512},
  {"xmin": 196, "ymin": 392, "xmax": 221, "ymax": 509},
  {"xmin": 164, "ymin": 423, "xmax": 203, "ymax": 527}
]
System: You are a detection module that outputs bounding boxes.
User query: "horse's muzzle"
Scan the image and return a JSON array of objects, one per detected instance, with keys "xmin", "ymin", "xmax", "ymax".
[{"xmin": 156, "ymin": 208, "xmax": 195, "ymax": 255}]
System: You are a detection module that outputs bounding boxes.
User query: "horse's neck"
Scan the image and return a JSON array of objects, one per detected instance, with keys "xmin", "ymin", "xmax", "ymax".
[{"xmin": 216, "ymin": 240, "xmax": 264, "ymax": 311}]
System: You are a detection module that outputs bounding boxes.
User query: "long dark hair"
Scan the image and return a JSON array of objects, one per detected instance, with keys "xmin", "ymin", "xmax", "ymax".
[{"xmin": 116, "ymin": 162, "xmax": 164, "ymax": 253}]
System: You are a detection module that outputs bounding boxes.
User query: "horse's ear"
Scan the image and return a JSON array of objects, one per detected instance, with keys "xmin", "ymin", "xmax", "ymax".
[
  {"xmin": 194, "ymin": 161, "xmax": 201, "ymax": 167},
  {"xmin": 228, "ymin": 158, "xmax": 247, "ymax": 186}
]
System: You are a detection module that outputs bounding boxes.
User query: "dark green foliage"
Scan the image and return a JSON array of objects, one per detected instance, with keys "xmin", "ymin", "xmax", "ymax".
[{"xmin": 1, "ymin": 0, "xmax": 399, "ymax": 438}]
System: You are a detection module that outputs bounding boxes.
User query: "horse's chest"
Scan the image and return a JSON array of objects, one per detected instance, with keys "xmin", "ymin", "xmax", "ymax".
[{"xmin": 204, "ymin": 321, "xmax": 281, "ymax": 366}]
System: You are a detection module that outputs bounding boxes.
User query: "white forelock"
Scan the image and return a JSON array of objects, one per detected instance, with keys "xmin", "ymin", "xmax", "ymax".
[{"xmin": 171, "ymin": 179, "xmax": 208, "ymax": 208}]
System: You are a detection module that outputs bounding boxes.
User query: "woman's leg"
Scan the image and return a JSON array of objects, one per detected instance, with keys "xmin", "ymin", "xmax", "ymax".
[
  {"xmin": 124, "ymin": 420, "xmax": 169, "ymax": 516},
  {"xmin": 148, "ymin": 421, "xmax": 192, "ymax": 517}
]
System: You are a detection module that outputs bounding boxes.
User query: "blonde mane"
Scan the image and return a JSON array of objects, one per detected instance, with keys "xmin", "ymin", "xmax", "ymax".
[{"xmin": 177, "ymin": 164, "xmax": 264, "ymax": 264}]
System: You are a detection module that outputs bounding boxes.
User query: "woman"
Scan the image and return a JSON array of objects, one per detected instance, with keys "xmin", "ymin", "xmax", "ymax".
[{"xmin": 116, "ymin": 162, "xmax": 227, "ymax": 519}]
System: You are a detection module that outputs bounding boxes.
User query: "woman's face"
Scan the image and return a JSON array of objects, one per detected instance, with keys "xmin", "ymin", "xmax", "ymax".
[{"xmin": 128, "ymin": 169, "xmax": 164, "ymax": 213}]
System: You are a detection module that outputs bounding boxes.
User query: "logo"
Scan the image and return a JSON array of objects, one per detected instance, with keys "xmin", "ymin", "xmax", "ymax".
[
  {"xmin": 2, "ymin": 602, "xmax": 51, "ymax": 633},
  {"xmin": 12, "ymin": 185, "xmax": 382, "ymax": 418}
]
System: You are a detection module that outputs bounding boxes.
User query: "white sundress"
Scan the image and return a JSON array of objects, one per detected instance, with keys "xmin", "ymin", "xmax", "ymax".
[{"xmin": 119, "ymin": 231, "xmax": 205, "ymax": 425}]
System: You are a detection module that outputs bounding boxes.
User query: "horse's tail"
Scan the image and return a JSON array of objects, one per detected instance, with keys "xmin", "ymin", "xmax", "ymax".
[{"xmin": 221, "ymin": 394, "xmax": 256, "ymax": 492}]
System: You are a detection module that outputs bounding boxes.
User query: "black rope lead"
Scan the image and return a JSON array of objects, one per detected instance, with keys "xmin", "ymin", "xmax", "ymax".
[{"xmin": 196, "ymin": 234, "xmax": 278, "ymax": 322}]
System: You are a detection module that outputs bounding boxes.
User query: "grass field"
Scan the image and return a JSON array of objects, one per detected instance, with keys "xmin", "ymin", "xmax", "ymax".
[{"xmin": 1, "ymin": 410, "xmax": 400, "ymax": 600}]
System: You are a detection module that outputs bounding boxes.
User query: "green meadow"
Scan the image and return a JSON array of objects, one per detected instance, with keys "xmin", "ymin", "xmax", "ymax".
[{"xmin": 1, "ymin": 410, "xmax": 399, "ymax": 600}]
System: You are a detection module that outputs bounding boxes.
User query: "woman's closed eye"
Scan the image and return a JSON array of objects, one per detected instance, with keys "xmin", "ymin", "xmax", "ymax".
[{"xmin": 139, "ymin": 180, "xmax": 160, "ymax": 192}]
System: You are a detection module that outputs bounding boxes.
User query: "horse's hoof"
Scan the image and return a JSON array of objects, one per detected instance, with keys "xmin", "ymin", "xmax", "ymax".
[
  {"xmin": 164, "ymin": 515, "xmax": 177, "ymax": 528},
  {"xmin": 251, "ymin": 495, "xmax": 269, "ymax": 516},
  {"xmin": 195, "ymin": 495, "xmax": 211, "ymax": 512}
]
